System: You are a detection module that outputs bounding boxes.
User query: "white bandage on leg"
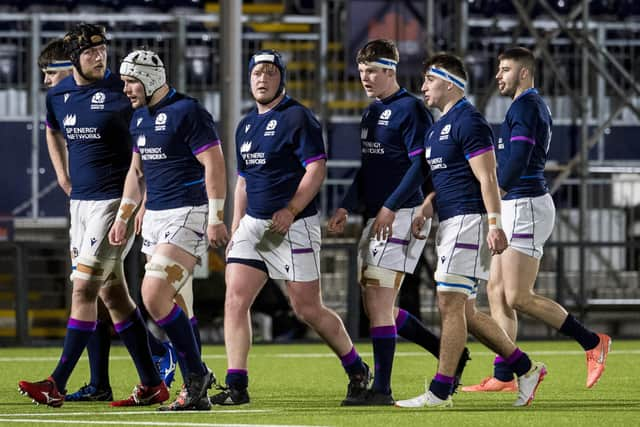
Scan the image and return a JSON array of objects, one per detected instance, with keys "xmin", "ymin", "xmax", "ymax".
[
  {"xmin": 360, "ymin": 264, "xmax": 405, "ymax": 289},
  {"xmin": 145, "ymin": 254, "xmax": 190, "ymax": 293},
  {"xmin": 175, "ymin": 275, "xmax": 194, "ymax": 318},
  {"xmin": 434, "ymin": 270, "xmax": 477, "ymax": 296}
]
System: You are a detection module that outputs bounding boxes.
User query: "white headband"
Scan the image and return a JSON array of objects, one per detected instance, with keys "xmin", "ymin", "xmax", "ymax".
[
  {"xmin": 43, "ymin": 60, "xmax": 73, "ymax": 72},
  {"xmin": 427, "ymin": 66, "xmax": 467, "ymax": 91},
  {"xmin": 364, "ymin": 57, "xmax": 398, "ymax": 71}
]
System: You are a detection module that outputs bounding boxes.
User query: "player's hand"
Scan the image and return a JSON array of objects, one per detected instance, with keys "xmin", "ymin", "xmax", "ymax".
[
  {"xmin": 208, "ymin": 223, "xmax": 229, "ymax": 248},
  {"xmin": 270, "ymin": 207, "xmax": 295, "ymax": 235},
  {"xmin": 108, "ymin": 220, "xmax": 127, "ymax": 246},
  {"xmin": 412, "ymin": 216, "xmax": 429, "ymax": 240},
  {"xmin": 487, "ymin": 228, "xmax": 508, "ymax": 255},
  {"xmin": 58, "ymin": 176, "xmax": 71, "ymax": 196},
  {"xmin": 134, "ymin": 205, "xmax": 145, "ymax": 235},
  {"xmin": 371, "ymin": 206, "xmax": 395, "ymax": 241},
  {"xmin": 327, "ymin": 208, "xmax": 348, "ymax": 234}
]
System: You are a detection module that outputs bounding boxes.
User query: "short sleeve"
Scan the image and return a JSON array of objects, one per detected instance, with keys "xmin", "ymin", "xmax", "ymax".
[
  {"xmin": 183, "ymin": 102, "xmax": 221, "ymax": 156},
  {"xmin": 45, "ymin": 92, "xmax": 60, "ymax": 130},
  {"xmin": 402, "ymin": 101, "xmax": 433, "ymax": 159},
  {"xmin": 460, "ymin": 114, "xmax": 494, "ymax": 160},
  {"xmin": 508, "ymin": 100, "xmax": 538, "ymax": 146},
  {"xmin": 292, "ymin": 109, "xmax": 327, "ymax": 167},
  {"xmin": 234, "ymin": 120, "xmax": 246, "ymax": 177}
]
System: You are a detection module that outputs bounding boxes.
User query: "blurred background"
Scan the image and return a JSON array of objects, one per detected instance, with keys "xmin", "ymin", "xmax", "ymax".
[{"xmin": 0, "ymin": 0, "xmax": 639, "ymax": 345}]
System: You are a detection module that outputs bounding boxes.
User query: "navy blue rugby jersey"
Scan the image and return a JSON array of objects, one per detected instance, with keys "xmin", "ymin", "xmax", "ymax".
[
  {"xmin": 130, "ymin": 89, "xmax": 221, "ymax": 210},
  {"xmin": 496, "ymin": 88, "xmax": 552, "ymax": 200},
  {"xmin": 425, "ymin": 98, "xmax": 494, "ymax": 221},
  {"xmin": 235, "ymin": 96, "xmax": 327, "ymax": 220},
  {"xmin": 46, "ymin": 69, "xmax": 132, "ymax": 200},
  {"xmin": 357, "ymin": 88, "xmax": 433, "ymax": 218}
]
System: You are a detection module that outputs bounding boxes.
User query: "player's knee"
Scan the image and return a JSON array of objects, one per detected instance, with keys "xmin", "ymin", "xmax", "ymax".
[
  {"xmin": 144, "ymin": 254, "xmax": 190, "ymax": 292},
  {"xmin": 71, "ymin": 281, "xmax": 100, "ymax": 304},
  {"xmin": 505, "ymin": 290, "xmax": 530, "ymax": 311},
  {"xmin": 100, "ymin": 282, "xmax": 132, "ymax": 312}
]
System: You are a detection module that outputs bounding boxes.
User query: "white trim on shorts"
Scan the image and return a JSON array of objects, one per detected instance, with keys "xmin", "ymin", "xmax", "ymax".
[
  {"xmin": 226, "ymin": 213, "xmax": 321, "ymax": 282},
  {"xmin": 502, "ymin": 193, "xmax": 555, "ymax": 259}
]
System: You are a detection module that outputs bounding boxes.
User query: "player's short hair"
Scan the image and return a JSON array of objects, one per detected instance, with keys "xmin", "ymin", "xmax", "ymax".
[
  {"xmin": 422, "ymin": 53, "xmax": 468, "ymax": 82},
  {"xmin": 356, "ymin": 39, "xmax": 399, "ymax": 66},
  {"xmin": 498, "ymin": 46, "xmax": 536, "ymax": 76},
  {"xmin": 38, "ymin": 39, "xmax": 70, "ymax": 70}
]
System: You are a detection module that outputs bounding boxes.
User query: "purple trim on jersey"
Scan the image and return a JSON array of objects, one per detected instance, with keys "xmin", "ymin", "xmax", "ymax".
[
  {"xmin": 227, "ymin": 368, "xmax": 248, "ymax": 375},
  {"xmin": 67, "ymin": 318, "xmax": 97, "ymax": 332},
  {"xmin": 292, "ymin": 248, "xmax": 314, "ymax": 254},
  {"xmin": 455, "ymin": 242, "xmax": 479, "ymax": 250},
  {"xmin": 512, "ymin": 233, "xmax": 534, "ymax": 239},
  {"xmin": 340, "ymin": 347, "xmax": 358, "ymax": 367},
  {"xmin": 302, "ymin": 153, "xmax": 327, "ymax": 167},
  {"xmin": 434, "ymin": 373, "xmax": 456, "ymax": 384},
  {"xmin": 465, "ymin": 145, "xmax": 494, "ymax": 160},
  {"xmin": 190, "ymin": 316, "xmax": 198, "ymax": 325},
  {"xmin": 510, "ymin": 135, "xmax": 536, "ymax": 145},
  {"xmin": 133, "ymin": 145, "xmax": 140, "ymax": 153},
  {"xmin": 45, "ymin": 119, "xmax": 54, "ymax": 129},
  {"xmin": 370, "ymin": 325, "xmax": 397, "ymax": 339},
  {"xmin": 408, "ymin": 148, "xmax": 425, "ymax": 157},
  {"xmin": 156, "ymin": 304, "xmax": 182, "ymax": 327},
  {"xmin": 192, "ymin": 139, "xmax": 221, "ymax": 156},
  {"xmin": 388, "ymin": 237, "xmax": 410, "ymax": 246}
]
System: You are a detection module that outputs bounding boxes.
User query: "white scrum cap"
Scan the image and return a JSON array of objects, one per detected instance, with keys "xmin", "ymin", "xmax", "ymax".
[{"xmin": 120, "ymin": 49, "xmax": 166, "ymax": 97}]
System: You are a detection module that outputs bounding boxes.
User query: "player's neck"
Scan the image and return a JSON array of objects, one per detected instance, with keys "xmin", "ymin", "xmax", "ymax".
[
  {"xmin": 148, "ymin": 85, "xmax": 170, "ymax": 108},
  {"xmin": 256, "ymin": 93, "xmax": 285, "ymax": 114},
  {"xmin": 73, "ymin": 69, "xmax": 99, "ymax": 86},
  {"xmin": 377, "ymin": 82, "xmax": 400, "ymax": 101},
  {"xmin": 441, "ymin": 93, "xmax": 464, "ymax": 115},
  {"xmin": 513, "ymin": 82, "xmax": 534, "ymax": 100}
]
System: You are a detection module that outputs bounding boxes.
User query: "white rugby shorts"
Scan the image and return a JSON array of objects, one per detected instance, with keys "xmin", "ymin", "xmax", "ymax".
[
  {"xmin": 435, "ymin": 213, "xmax": 491, "ymax": 287},
  {"xmin": 69, "ymin": 198, "xmax": 135, "ymax": 268},
  {"xmin": 226, "ymin": 214, "xmax": 321, "ymax": 282},
  {"xmin": 358, "ymin": 207, "xmax": 429, "ymax": 274},
  {"xmin": 502, "ymin": 193, "xmax": 555, "ymax": 259},
  {"xmin": 141, "ymin": 204, "xmax": 209, "ymax": 258}
]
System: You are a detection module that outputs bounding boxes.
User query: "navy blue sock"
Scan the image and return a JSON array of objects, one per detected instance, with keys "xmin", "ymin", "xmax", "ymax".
[
  {"xmin": 191, "ymin": 317, "xmax": 202, "ymax": 353},
  {"xmin": 559, "ymin": 314, "xmax": 600, "ymax": 351},
  {"xmin": 395, "ymin": 308, "xmax": 440, "ymax": 357},
  {"xmin": 226, "ymin": 369, "xmax": 248, "ymax": 389},
  {"xmin": 147, "ymin": 331, "xmax": 167, "ymax": 357},
  {"xmin": 52, "ymin": 318, "xmax": 96, "ymax": 391},
  {"xmin": 114, "ymin": 309, "xmax": 161, "ymax": 387},
  {"xmin": 339, "ymin": 346, "xmax": 366, "ymax": 377},
  {"xmin": 86, "ymin": 320, "xmax": 111, "ymax": 388},
  {"xmin": 173, "ymin": 317, "xmax": 202, "ymax": 382},
  {"xmin": 429, "ymin": 373, "xmax": 455, "ymax": 400},
  {"xmin": 505, "ymin": 348, "xmax": 532, "ymax": 377},
  {"xmin": 371, "ymin": 325, "xmax": 396, "ymax": 395},
  {"xmin": 493, "ymin": 355, "xmax": 514, "ymax": 382},
  {"xmin": 156, "ymin": 304, "xmax": 205, "ymax": 376}
]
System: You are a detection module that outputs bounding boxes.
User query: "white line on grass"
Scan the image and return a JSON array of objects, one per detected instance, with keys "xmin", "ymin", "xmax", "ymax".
[
  {"xmin": 0, "ymin": 420, "xmax": 329, "ymax": 427},
  {"xmin": 2, "ymin": 348, "xmax": 639, "ymax": 363}
]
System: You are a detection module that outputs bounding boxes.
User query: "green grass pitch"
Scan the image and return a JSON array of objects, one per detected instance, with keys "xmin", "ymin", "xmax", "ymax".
[{"xmin": 1, "ymin": 340, "xmax": 639, "ymax": 426}]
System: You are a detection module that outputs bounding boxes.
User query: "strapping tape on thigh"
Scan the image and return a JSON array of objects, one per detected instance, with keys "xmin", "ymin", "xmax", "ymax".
[
  {"xmin": 145, "ymin": 254, "xmax": 189, "ymax": 292},
  {"xmin": 361, "ymin": 264, "xmax": 404, "ymax": 289}
]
